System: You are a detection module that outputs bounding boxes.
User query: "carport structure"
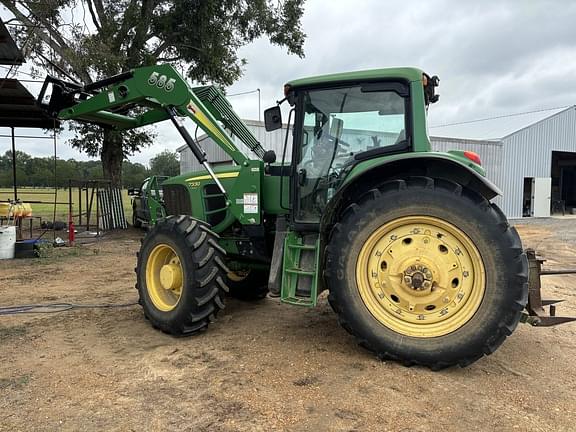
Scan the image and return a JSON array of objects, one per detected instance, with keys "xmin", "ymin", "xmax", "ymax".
[
  {"xmin": 0, "ymin": 20, "xmax": 59, "ymax": 201},
  {"xmin": 1, "ymin": 20, "xmax": 61, "ymax": 242}
]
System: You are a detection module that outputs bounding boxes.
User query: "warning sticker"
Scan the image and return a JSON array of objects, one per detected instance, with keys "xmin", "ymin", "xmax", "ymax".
[
  {"xmin": 243, "ymin": 193, "xmax": 258, "ymax": 214},
  {"xmin": 243, "ymin": 193, "xmax": 258, "ymax": 204}
]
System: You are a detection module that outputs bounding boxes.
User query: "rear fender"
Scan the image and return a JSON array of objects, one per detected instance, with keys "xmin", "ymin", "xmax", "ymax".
[{"xmin": 322, "ymin": 154, "xmax": 501, "ymax": 233}]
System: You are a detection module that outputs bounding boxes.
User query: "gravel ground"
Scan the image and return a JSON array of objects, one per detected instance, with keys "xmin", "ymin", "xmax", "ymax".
[{"xmin": 0, "ymin": 221, "xmax": 575, "ymax": 431}]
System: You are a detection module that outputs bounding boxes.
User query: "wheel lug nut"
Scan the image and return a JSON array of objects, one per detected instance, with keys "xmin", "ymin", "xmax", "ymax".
[{"xmin": 404, "ymin": 276, "xmax": 412, "ymax": 284}]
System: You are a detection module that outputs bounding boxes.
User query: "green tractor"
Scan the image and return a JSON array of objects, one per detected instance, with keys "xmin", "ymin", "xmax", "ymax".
[{"xmin": 40, "ymin": 64, "xmax": 567, "ymax": 368}]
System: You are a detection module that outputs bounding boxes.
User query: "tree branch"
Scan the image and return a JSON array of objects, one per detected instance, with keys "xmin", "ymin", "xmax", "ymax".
[
  {"xmin": 128, "ymin": 0, "xmax": 154, "ymax": 62},
  {"xmin": 113, "ymin": 0, "xmax": 139, "ymax": 51},
  {"xmin": 152, "ymin": 41, "xmax": 169, "ymax": 57},
  {"xmin": 85, "ymin": 0, "xmax": 102, "ymax": 32},
  {"xmin": 1, "ymin": 1, "xmax": 91, "ymax": 83},
  {"xmin": 157, "ymin": 56, "xmax": 182, "ymax": 62},
  {"xmin": 153, "ymin": 42, "xmax": 203, "ymax": 58},
  {"xmin": 92, "ymin": 0, "xmax": 108, "ymax": 30},
  {"xmin": 17, "ymin": 2, "xmax": 74, "ymax": 53}
]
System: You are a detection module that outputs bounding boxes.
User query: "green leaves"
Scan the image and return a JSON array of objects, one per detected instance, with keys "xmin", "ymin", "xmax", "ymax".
[{"xmin": 149, "ymin": 149, "xmax": 179, "ymax": 177}]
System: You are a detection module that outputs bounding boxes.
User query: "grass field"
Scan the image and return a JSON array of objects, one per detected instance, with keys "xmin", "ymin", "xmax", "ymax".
[{"xmin": 0, "ymin": 187, "xmax": 132, "ymax": 226}]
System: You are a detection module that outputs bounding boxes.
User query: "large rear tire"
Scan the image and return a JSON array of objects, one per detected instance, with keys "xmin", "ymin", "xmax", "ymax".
[
  {"xmin": 326, "ymin": 177, "xmax": 528, "ymax": 369},
  {"xmin": 136, "ymin": 215, "xmax": 229, "ymax": 335}
]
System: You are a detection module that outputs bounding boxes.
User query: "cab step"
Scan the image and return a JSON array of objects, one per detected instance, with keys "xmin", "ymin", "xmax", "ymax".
[{"xmin": 281, "ymin": 231, "xmax": 320, "ymax": 307}]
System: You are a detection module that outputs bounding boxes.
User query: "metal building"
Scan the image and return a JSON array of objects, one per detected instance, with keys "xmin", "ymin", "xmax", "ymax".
[
  {"xmin": 499, "ymin": 106, "xmax": 576, "ymax": 218},
  {"xmin": 178, "ymin": 120, "xmax": 291, "ymax": 173},
  {"xmin": 178, "ymin": 108, "xmax": 576, "ymax": 219}
]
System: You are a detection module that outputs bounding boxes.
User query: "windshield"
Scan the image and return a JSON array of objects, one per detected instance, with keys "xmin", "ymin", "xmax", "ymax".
[{"xmin": 295, "ymin": 84, "xmax": 408, "ymax": 222}]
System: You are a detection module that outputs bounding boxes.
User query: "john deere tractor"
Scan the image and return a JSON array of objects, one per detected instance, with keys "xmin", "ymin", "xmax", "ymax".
[{"xmin": 40, "ymin": 64, "xmax": 571, "ymax": 369}]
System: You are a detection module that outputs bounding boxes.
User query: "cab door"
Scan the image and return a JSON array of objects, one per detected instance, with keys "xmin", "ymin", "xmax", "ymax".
[{"xmin": 293, "ymin": 83, "xmax": 410, "ymax": 224}]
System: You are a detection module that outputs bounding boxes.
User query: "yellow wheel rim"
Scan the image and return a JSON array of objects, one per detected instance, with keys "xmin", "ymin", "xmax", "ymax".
[
  {"xmin": 146, "ymin": 243, "xmax": 184, "ymax": 312},
  {"xmin": 355, "ymin": 216, "xmax": 485, "ymax": 337}
]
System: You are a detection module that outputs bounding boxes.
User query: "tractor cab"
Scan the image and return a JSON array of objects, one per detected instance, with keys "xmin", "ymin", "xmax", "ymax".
[{"xmin": 265, "ymin": 68, "xmax": 439, "ymax": 224}]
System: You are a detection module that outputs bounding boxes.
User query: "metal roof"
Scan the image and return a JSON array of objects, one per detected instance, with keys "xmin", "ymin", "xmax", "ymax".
[
  {"xmin": 428, "ymin": 106, "xmax": 569, "ymax": 141},
  {"xmin": 0, "ymin": 21, "xmax": 23, "ymax": 65},
  {"xmin": 0, "ymin": 79, "xmax": 59, "ymax": 128}
]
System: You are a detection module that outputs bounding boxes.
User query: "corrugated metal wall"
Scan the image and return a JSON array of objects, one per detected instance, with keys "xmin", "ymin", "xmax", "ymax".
[
  {"xmin": 499, "ymin": 107, "xmax": 576, "ymax": 218},
  {"xmin": 430, "ymin": 136, "xmax": 504, "ymax": 208},
  {"xmin": 179, "ymin": 120, "xmax": 290, "ymax": 173}
]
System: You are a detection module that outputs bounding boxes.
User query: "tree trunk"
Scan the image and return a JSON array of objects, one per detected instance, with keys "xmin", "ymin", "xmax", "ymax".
[{"xmin": 101, "ymin": 130, "xmax": 124, "ymax": 187}]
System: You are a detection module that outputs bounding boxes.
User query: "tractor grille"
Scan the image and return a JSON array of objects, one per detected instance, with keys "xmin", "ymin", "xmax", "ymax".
[
  {"xmin": 203, "ymin": 184, "xmax": 227, "ymax": 226},
  {"xmin": 163, "ymin": 184, "xmax": 192, "ymax": 216}
]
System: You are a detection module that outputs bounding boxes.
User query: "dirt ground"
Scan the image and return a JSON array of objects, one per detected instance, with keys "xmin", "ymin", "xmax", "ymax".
[{"xmin": 1, "ymin": 219, "xmax": 576, "ymax": 431}]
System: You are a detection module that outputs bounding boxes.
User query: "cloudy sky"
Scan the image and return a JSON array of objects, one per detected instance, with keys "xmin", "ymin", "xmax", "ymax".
[{"xmin": 2, "ymin": 0, "xmax": 576, "ymax": 165}]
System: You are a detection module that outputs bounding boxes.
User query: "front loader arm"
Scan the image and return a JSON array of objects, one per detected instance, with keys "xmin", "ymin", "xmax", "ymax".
[{"xmin": 39, "ymin": 64, "xmax": 265, "ymax": 166}]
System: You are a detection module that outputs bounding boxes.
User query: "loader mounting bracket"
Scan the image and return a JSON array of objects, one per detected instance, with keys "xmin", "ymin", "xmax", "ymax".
[{"xmin": 522, "ymin": 249, "xmax": 576, "ymax": 327}]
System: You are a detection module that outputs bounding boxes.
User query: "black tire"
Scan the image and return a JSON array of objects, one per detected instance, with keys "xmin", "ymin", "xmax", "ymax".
[
  {"xmin": 132, "ymin": 208, "xmax": 142, "ymax": 228},
  {"xmin": 136, "ymin": 215, "xmax": 229, "ymax": 335},
  {"xmin": 226, "ymin": 269, "xmax": 269, "ymax": 301},
  {"xmin": 325, "ymin": 177, "xmax": 528, "ymax": 369}
]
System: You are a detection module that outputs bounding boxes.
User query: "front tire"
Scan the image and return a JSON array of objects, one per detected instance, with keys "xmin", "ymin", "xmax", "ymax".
[
  {"xmin": 136, "ymin": 215, "xmax": 229, "ymax": 335},
  {"xmin": 326, "ymin": 177, "xmax": 528, "ymax": 369}
]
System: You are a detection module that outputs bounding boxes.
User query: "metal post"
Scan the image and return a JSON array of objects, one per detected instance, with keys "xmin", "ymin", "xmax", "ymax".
[
  {"xmin": 68, "ymin": 179, "xmax": 74, "ymax": 245},
  {"xmin": 85, "ymin": 185, "xmax": 89, "ymax": 230},
  {"xmin": 78, "ymin": 184, "xmax": 82, "ymax": 227},
  {"xmin": 68, "ymin": 180, "xmax": 72, "ymax": 221},
  {"xmin": 87, "ymin": 185, "xmax": 95, "ymax": 231},
  {"xmin": 11, "ymin": 127, "xmax": 17, "ymax": 201},
  {"xmin": 96, "ymin": 184, "xmax": 100, "ymax": 236},
  {"xmin": 257, "ymin": 88, "xmax": 261, "ymax": 122}
]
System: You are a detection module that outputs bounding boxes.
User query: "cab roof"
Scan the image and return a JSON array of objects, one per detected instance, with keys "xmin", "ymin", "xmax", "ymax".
[{"xmin": 286, "ymin": 67, "xmax": 424, "ymax": 88}]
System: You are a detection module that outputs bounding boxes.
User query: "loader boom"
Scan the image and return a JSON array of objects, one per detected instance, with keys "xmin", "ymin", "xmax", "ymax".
[{"xmin": 39, "ymin": 64, "xmax": 266, "ymax": 166}]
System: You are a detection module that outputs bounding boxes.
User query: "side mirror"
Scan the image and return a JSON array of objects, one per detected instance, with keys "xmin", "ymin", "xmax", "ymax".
[
  {"xmin": 330, "ymin": 117, "xmax": 344, "ymax": 141},
  {"xmin": 263, "ymin": 150, "xmax": 277, "ymax": 164},
  {"xmin": 264, "ymin": 106, "xmax": 282, "ymax": 131}
]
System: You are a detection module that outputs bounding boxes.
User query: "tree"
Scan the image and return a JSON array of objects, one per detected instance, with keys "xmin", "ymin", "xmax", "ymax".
[
  {"xmin": 0, "ymin": 150, "xmax": 30, "ymax": 187},
  {"xmin": 149, "ymin": 150, "xmax": 179, "ymax": 177},
  {"xmin": 123, "ymin": 160, "xmax": 149, "ymax": 188},
  {"xmin": 1, "ymin": 0, "xmax": 306, "ymax": 186},
  {"xmin": 0, "ymin": 150, "xmax": 152, "ymax": 188}
]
